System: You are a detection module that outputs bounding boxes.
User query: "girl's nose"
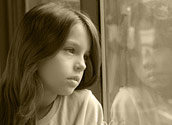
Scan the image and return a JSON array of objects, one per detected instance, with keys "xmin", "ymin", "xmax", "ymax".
[
  {"xmin": 74, "ymin": 58, "xmax": 86, "ymax": 72},
  {"xmin": 142, "ymin": 49, "xmax": 155, "ymax": 70},
  {"xmin": 143, "ymin": 58, "xmax": 155, "ymax": 70}
]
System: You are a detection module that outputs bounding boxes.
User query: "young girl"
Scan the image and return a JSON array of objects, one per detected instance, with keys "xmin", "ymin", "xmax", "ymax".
[{"xmin": 0, "ymin": 2, "xmax": 105, "ymax": 125}]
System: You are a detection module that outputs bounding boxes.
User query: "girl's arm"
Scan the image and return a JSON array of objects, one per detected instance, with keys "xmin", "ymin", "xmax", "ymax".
[{"xmin": 84, "ymin": 90, "xmax": 106, "ymax": 125}]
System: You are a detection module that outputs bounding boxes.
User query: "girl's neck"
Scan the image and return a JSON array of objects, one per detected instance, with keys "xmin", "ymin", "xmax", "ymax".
[
  {"xmin": 37, "ymin": 90, "xmax": 57, "ymax": 120},
  {"xmin": 152, "ymin": 86, "xmax": 172, "ymax": 101},
  {"xmin": 37, "ymin": 100, "xmax": 55, "ymax": 120}
]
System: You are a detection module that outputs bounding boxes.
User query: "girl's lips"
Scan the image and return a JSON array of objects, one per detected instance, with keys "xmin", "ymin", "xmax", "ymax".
[
  {"xmin": 146, "ymin": 71, "xmax": 168, "ymax": 81},
  {"xmin": 68, "ymin": 76, "xmax": 80, "ymax": 83},
  {"xmin": 147, "ymin": 71, "xmax": 168, "ymax": 77},
  {"xmin": 145, "ymin": 71, "xmax": 158, "ymax": 79},
  {"xmin": 146, "ymin": 71, "xmax": 160, "ymax": 77},
  {"xmin": 67, "ymin": 76, "xmax": 81, "ymax": 87},
  {"xmin": 67, "ymin": 79, "xmax": 79, "ymax": 87}
]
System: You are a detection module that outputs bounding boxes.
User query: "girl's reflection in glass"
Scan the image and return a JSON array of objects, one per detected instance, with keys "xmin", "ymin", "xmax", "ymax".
[{"xmin": 110, "ymin": 1, "xmax": 172, "ymax": 125}]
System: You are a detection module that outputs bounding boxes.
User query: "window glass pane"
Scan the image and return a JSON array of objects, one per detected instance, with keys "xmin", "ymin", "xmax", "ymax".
[{"xmin": 102, "ymin": 0, "xmax": 172, "ymax": 124}]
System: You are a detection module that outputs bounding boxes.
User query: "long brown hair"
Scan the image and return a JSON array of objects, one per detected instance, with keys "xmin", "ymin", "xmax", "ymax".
[{"xmin": 0, "ymin": 2, "xmax": 100, "ymax": 125}]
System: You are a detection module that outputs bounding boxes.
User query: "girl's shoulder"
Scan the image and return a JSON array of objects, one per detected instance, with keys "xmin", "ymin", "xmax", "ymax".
[
  {"xmin": 111, "ymin": 85, "xmax": 151, "ymax": 108},
  {"xmin": 56, "ymin": 89, "xmax": 104, "ymax": 125},
  {"xmin": 72, "ymin": 89, "xmax": 92, "ymax": 97},
  {"xmin": 111, "ymin": 87, "xmax": 136, "ymax": 109},
  {"xmin": 117, "ymin": 85, "xmax": 153, "ymax": 99},
  {"xmin": 38, "ymin": 89, "xmax": 104, "ymax": 125},
  {"xmin": 59, "ymin": 89, "xmax": 103, "ymax": 116},
  {"xmin": 111, "ymin": 85, "xmax": 157, "ymax": 115},
  {"xmin": 66, "ymin": 89, "xmax": 100, "ymax": 106},
  {"xmin": 52, "ymin": 89, "xmax": 101, "ymax": 109},
  {"xmin": 70, "ymin": 89, "xmax": 104, "ymax": 124}
]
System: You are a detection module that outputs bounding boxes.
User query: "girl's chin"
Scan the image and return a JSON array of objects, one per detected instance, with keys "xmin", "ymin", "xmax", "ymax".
[
  {"xmin": 144, "ymin": 79, "xmax": 169, "ymax": 91},
  {"xmin": 58, "ymin": 88, "xmax": 76, "ymax": 96}
]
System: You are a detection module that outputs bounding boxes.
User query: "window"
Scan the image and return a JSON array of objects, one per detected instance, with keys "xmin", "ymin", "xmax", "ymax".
[{"xmin": 101, "ymin": 0, "xmax": 172, "ymax": 124}]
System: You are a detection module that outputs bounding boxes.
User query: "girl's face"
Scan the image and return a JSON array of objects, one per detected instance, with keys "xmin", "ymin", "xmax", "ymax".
[
  {"xmin": 38, "ymin": 23, "xmax": 91, "ymax": 96},
  {"xmin": 131, "ymin": 28, "xmax": 172, "ymax": 91}
]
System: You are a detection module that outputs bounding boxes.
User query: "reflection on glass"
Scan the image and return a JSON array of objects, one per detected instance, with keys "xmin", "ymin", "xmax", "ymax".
[{"xmin": 103, "ymin": 0, "xmax": 172, "ymax": 124}]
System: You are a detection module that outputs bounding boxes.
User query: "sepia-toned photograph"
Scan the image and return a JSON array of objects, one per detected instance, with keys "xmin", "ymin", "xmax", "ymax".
[{"xmin": 0, "ymin": 0, "xmax": 172, "ymax": 124}]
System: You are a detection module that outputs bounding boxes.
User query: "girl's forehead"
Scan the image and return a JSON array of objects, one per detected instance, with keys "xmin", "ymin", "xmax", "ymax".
[
  {"xmin": 137, "ymin": 28, "xmax": 172, "ymax": 47},
  {"xmin": 138, "ymin": 28, "xmax": 155, "ymax": 46},
  {"xmin": 65, "ymin": 22, "xmax": 91, "ymax": 50}
]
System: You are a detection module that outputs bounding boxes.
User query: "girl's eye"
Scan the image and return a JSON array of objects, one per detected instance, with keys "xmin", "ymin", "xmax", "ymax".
[
  {"xmin": 84, "ymin": 55, "xmax": 90, "ymax": 61},
  {"xmin": 64, "ymin": 48, "xmax": 75, "ymax": 54}
]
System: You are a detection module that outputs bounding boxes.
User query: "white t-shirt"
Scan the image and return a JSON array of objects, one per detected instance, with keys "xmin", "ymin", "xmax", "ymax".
[{"xmin": 37, "ymin": 89, "xmax": 105, "ymax": 125}]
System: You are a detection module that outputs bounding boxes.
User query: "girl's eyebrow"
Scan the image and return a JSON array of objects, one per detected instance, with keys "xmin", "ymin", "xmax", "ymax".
[
  {"xmin": 65, "ymin": 40, "xmax": 91, "ymax": 53},
  {"xmin": 65, "ymin": 40, "xmax": 80, "ymax": 47}
]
